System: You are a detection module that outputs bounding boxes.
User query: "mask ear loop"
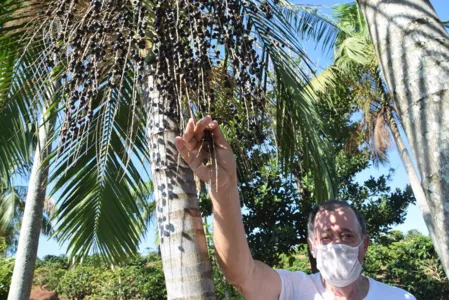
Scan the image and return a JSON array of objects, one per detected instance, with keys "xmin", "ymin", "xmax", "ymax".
[
  {"xmin": 358, "ymin": 237, "xmax": 367, "ymax": 264},
  {"xmin": 357, "ymin": 236, "xmax": 366, "ymax": 248},
  {"xmin": 308, "ymin": 237, "xmax": 327, "ymax": 296}
]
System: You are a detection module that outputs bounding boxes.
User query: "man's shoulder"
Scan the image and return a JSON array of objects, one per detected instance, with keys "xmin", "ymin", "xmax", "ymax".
[
  {"xmin": 276, "ymin": 269, "xmax": 318, "ymax": 282},
  {"xmin": 276, "ymin": 270, "xmax": 321, "ymax": 299},
  {"xmin": 367, "ymin": 277, "xmax": 416, "ymax": 300}
]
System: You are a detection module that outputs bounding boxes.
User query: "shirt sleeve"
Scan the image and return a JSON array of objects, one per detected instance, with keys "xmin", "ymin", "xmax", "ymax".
[{"xmin": 276, "ymin": 270, "xmax": 311, "ymax": 300}]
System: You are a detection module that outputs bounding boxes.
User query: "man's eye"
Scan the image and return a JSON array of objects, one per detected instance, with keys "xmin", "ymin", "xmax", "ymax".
[
  {"xmin": 342, "ymin": 234, "xmax": 353, "ymax": 239},
  {"xmin": 321, "ymin": 236, "xmax": 330, "ymax": 240}
]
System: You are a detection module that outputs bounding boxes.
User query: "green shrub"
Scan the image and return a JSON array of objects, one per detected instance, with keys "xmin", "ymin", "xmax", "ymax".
[
  {"xmin": 40, "ymin": 255, "xmax": 69, "ymax": 269},
  {"xmin": 98, "ymin": 265, "xmax": 166, "ymax": 299},
  {"xmin": 54, "ymin": 254, "xmax": 167, "ymax": 299},
  {"xmin": 0, "ymin": 258, "xmax": 14, "ymax": 300},
  {"xmin": 33, "ymin": 266, "xmax": 66, "ymax": 290},
  {"xmin": 97, "ymin": 253, "xmax": 166, "ymax": 299},
  {"xmin": 57, "ymin": 266, "xmax": 106, "ymax": 299}
]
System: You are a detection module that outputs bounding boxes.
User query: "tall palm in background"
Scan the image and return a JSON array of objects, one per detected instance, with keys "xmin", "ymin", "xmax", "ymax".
[
  {"xmin": 0, "ymin": 177, "xmax": 54, "ymax": 257},
  {"xmin": 1, "ymin": 0, "xmax": 339, "ymax": 299}
]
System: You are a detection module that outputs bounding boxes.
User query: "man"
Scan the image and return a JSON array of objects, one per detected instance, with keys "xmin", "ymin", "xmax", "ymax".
[{"xmin": 175, "ymin": 116, "xmax": 416, "ymax": 300}]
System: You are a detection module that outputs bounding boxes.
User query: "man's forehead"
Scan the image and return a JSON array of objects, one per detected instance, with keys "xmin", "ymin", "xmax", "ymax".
[{"xmin": 314, "ymin": 207, "xmax": 359, "ymax": 231}]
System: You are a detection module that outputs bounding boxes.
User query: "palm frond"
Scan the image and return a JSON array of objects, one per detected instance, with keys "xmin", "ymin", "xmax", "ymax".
[
  {"xmin": 277, "ymin": 2, "xmax": 339, "ymax": 55},
  {"xmin": 0, "ymin": 101, "xmax": 35, "ymax": 181},
  {"xmin": 335, "ymin": 35, "xmax": 375, "ymax": 70},
  {"xmin": 130, "ymin": 180, "xmax": 154, "ymax": 228},
  {"xmin": 372, "ymin": 113, "xmax": 390, "ymax": 164},
  {"xmin": 0, "ymin": 29, "xmax": 37, "ymax": 180},
  {"xmin": 244, "ymin": 1, "xmax": 338, "ymax": 200},
  {"xmin": 0, "ymin": 183, "xmax": 26, "ymax": 230},
  {"xmin": 41, "ymin": 197, "xmax": 56, "ymax": 235},
  {"xmin": 442, "ymin": 20, "xmax": 448, "ymax": 29},
  {"xmin": 296, "ymin": 2, "xmax": 394, "ymax": 168},
  {"xmin": 48, "ymin": 68, "xmax": 152, "ymax": 263},
  {"xmin": 308, "ymin": 65, "xmax": 341, "ymax": 94}
]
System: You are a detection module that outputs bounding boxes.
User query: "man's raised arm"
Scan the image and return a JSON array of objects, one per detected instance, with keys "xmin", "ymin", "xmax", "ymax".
[{"xmin": 175, "ymin": 116, "xmax": 281, "ymax": 300}]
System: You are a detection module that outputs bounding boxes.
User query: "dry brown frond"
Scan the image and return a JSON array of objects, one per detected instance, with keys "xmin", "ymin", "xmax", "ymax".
[{"xmin": 373, "ymin": 110, "xmax": 391, "ymax": 161}]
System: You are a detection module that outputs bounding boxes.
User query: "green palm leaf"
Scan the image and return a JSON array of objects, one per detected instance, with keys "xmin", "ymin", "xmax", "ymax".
[
  {"xmin": 277, "ymin": 3, "xmax": 339, "ymax": 55},
  {"xmin": 239, "ymin": 0, "xmax": 338, "ymax": 200},
  {"xmin": 47, "ymin": 66, "xmax": 153, "ymax": 263}
]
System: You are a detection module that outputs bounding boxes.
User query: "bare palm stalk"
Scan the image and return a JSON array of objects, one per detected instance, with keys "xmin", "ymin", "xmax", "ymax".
[
  {"xmin": 8, "ymin": 105, "xmax": 54, "ymax": 300},
  {"xmin": 384, "ymin": 106, "xmax": 442, "ymax": 263}
]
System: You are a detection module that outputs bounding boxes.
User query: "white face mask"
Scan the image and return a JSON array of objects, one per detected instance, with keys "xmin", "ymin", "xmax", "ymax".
[{"xmin": 314, "ymin": 240, "xmax": 364, "ymax": 287}]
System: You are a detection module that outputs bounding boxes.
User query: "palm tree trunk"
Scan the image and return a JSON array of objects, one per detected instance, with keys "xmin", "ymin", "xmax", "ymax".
[
  {"xmin": 144, "ymin": 76, "xmax": 216, "ymax": 299},
  {"xmin": 358, "ymin": 0, "xmax": 449, "ymax": 278},
  {"xmin": 8, "ymin": 113, "xmax": 54, "ymax": 300}
]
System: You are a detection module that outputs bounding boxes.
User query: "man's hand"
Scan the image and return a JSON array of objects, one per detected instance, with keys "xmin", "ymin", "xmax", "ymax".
[{"xmin": 175, "ymin": 115, "xmax": 237, "ymax": 193}]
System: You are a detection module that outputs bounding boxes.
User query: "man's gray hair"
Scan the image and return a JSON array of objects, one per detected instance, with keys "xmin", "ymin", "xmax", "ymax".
[{"xmin": 307, "ymin": 199, "xmax": 367, "ymax": 240}]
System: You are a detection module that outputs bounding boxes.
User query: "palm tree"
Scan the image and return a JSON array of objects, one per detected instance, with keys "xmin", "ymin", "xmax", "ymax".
[
  {"xmin": 0, "ymin": 177, "xmax": 55, "ymax": 257},
  {"xmin": 1, "ymin": 0, "xmax": 338, "ymax": 298},
  {"xmin": 1, "ymin": 1, "xmax": 154, "ymax": 298},
  {"xmin": 357, "ymin": 0, "xmax": 449, "ymax": 278}
]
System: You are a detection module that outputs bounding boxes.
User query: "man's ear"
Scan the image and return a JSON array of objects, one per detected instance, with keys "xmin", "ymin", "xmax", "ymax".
[
  {"xmin": 307, "ymin": 238, "xmax": 316, "ymax": 258},
  {"xmin": 363, "ymin": 234, "xmax": 370, "ymax": 253}
]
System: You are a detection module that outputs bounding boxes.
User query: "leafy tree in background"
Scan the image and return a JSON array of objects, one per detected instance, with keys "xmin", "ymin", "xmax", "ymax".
[
  {"xmin": 206, "ymin": 72, "xmax": 416, "ymax": 270},
  {"xmin": 299, "ymin": 0, "xmax": 449, "ymax": 277},
  {"xmin": 364, "ymin": 231, "xmax": 449, "ymax": 299}
]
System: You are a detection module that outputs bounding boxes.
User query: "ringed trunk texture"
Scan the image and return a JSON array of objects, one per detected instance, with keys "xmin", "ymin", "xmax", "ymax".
[
  {"xmin": 385, "ymin": 108, "xmax": 442, "ymax": 258},
  {"xmin": 144, "ymin": 76, "xmax": 216, "ymax": 299},
  {"xmin": 8, "ymin": 115, "xmax": 53, "ymax": 300},
  {"xmin": 358, "ymin": 0, "xmax": 449, "ymax": 277}
]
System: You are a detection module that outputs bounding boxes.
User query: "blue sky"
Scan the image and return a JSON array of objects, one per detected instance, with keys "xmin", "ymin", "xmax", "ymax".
[{"xmin": 36, "ymin": 0, "xmax": 449, "ymax": 258}]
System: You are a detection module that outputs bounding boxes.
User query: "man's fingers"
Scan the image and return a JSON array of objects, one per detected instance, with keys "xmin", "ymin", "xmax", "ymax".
[
  {"xmin": 183, "ymin": 118, "xmax": 197, "ymax": 151},
  {"xmin": 194, "ymin": 116, "xmax": 231, "ymax": 150},
  {"xmin": 175, "ymin": 136, "xmax": 194, "ymax": 165},
  {"xmin": 210, "ymin": 120, "xmax": 231, "ymax": 150},
  {"xmin": 193, "ymin": 115, "xmax": 213, "ymax": 142}
]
